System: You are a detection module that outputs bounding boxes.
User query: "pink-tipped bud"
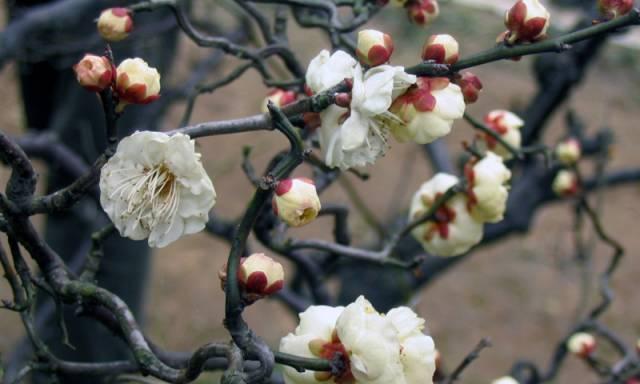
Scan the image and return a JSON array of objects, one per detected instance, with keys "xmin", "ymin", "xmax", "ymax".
[
  {"xmin": 479, "ymin": 110, "xmax": 524, "ymax": 160},
  {"xmin": 238, "ymin": 253, "xmax": 284, "ymax": 296},
  {"xmin": 115, "ymin": 58, "xmax": 161, "ymax": 111},
  {"xmin": 73, "ymin": 54, "xmax": 114, "ymax": 92},
  {"xmin": 406, "ymin": 0, "xmax": 440, "ymax": 27},
  {"xmin": 504, "ymin": 0, "xmax": 550, "ymax": 44},
  {"xmin": 567, "ymin": 332, "xmax": 597, "ymax": 358},
  {"xmin": 552, "ymin": 170, "xmax": 579, "ymax": 197},
  {"xmin": 555, "ymin": 138, "xmax": 581, "ymax": 165},
  {"xmin": 598, "ymin": 0, "xmax": 634, "ymax": 19},
  {"xmin": 261, "ymin": 89, "xmax": 297, "ymax": 113},
  {"xmin": 356, "ymin": 29, "xmax": 394, "ymax": 67},
  {"xmin": 97, "ymin": 7, "xmax": 133, "ymax": 42},
  {"xmin": 422, "ymin": 34, "xmax": 459, "ymax": 64},
  {"xmin": 454, "ymin": 71, "xmax": 483, "ymax": 104},
  {"xmin": 272, "ymin": 178, "xmax": 321, "ymax": 227}
]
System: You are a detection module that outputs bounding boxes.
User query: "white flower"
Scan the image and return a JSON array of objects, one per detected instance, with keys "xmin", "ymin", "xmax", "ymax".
[
  {"xmin": 280, "ymin": 296, "xmax": 437, "ymax": 384},
  {"xmin": 99, "ymin": 131, "xmax": 216, "ymax": 248},
  {"xmin": 555, "ymin": 138, "xmax": 581, "ymax": 165},
  {"xmin": 389, "ymin": 77, "xmax": 465, "ymax": 144},
  {"xmin": 312, "ymin": 55, "xmax": 415, "ymax": 169},
  {"xmin": 492, "ymin": 376, "xmax": 519, "ymax": 384},
  {"xmin": 272, "ymin": 178, "xmax": 321, "ymax": 227},
  {"xmin": 567, "ymin": 332, "xmax": 596, "ymax": 358},
  {"xmin": 478, "ymin": 110, "xmax": 524, "ymax": 160},
  {"xmin": 466, "ymin": 152, "xmax": 512, "ymax": 223},
  {"xmin": 335, "ymin": 296, "xmax": 404, "ymax": 384},
  {"xmin": 280, "ymin": 305, "xmax": 347, "ymax": 384},
  {"xmin": 504, "ymin": 0, "xmax": 550, "ymax": 44},
  {"xmin": 409, "ymin": 173, "xmax": 483, "ymax": 257},
  {"xmin": 306, "ymin": 50, "xmax": 357, "ymax": 94},
  {"xmin": 387, "ymin": 307, "xmax": 437, "ymax": 384}
]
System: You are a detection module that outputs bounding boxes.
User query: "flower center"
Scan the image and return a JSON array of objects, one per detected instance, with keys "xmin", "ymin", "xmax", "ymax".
[
  {"xmin": 110, "ymin": 163, "xmax": 180, "ymax": 231},
  {"xmin": 309, "ymin": 331, "xmax": 355, "ymax": 383}
]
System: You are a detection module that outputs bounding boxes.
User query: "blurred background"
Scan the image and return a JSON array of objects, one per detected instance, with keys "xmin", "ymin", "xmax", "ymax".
[{"xmin": 0, "ymin": 1, "xmax": 639, "ymax": 383}]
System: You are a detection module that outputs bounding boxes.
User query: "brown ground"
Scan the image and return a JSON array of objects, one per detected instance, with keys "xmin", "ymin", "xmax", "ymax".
[{"xmin": 1, "ymin": 3, "xmax": 640, "ymax": 383}]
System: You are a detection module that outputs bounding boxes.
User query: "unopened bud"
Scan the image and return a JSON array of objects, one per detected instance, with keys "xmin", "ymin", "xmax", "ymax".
[
  {"xmin": 238, "ymin": 253, "xmax": 284, "ymax": 296},
  {"xmin": 97, "ymin": 8, "xmax": 133, "ymax": 42},
  {"xmin": 555, "ymin": 138, "xmax": 581, "ymax": 165},
  {"xmin": 273, "ymin": 178, "xmax": 321, "ymax": 227},
  {"xmin": 598, "ymin": 0, "xmax": 634, "ymax": 19},
  {"xmin": 73, "ymin": 54, "xmax": 114, "ymax": 92},
  {"xmin": 261, "ymin": 89, "xmax": 296, "ymax": 113},
  {"xmin": 480, "ymin": 110, "xmax": 524, "ymax": 160},
  {"xmin": 356, "ymin": 29, "xmax": 394, "ymax": 67},
  {"xmin": 422, "ymin": 34, "xmax": 459, "ymax": 64},
  {"xmin": 115, "ymin": 58, "xmax": 161, "ymax": 111},
  {"xmin": 552, "ymin": 170, "xmax": 579, "ymax": 197},
  {"xmin": 567, "ymin": 332, "xmax": 596, "ymax": 358},
  {"xmin": 504, "ymin": 0, "xmax": 550, "ymax": 44},
  {"xmin": 454, "ymin": 71, "xmax": 483, "ymax": 104},
  {"xmin": 406, "ymin": 0, "xmax": 440, "ymax": 27}
]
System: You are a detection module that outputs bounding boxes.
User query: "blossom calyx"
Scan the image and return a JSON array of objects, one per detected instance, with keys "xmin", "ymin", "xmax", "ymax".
[
  {"xmin": 97, "ymin": 7, "xmax": 133, "ymax": 42},
  {"xmin": 406, "ymin": 0, "xmax": 440, "ymax": 27},
  {"xmin": 454, "ymin": 71, "xmax": 483, "ymax": 104},
  {"xmin": 273, "ymin": 178, "xmax": 321, "ymax": 227},
  {"xmin": 261, "ymin": 89, "xmax": 297, "ymax": 113},
  {"xmin": 479, "ymin": 110, "xmax": 524, "ymax": 160},
  {"xmin": 567, "ymin": 332, "xmax": 596, "ymax": 358},
  {"xmin": 409, "ymin": 173, "xmax": 483, "ymax": 257},
  {"xmin": 238, "ymin": 253, "xmax": 284, "ymax": 298},
  {"xmin": 552, "ymin": 170, "xmax": 579, "ymax": 197},
  {"xmin": 73, "ymin": 54, "xmax": 114, "ymax": 92},
  {"xmin": 598, "ymin": 0, "xmax": 634, "ymax": 19},
  {"xmin": 390, "ymin": 77, "xmax": 465, "ymax": 144},
  {"xmin": 422, "ymin": 34, "xmax": 459, "ymax": 65},
  {"xmin": 356, "ymin": 29, "xmax": 394, "ymax": 67},
  {"xmin": 555, "ymin": 138, "xmax": 581, "ymax": 165},
  {"xmin": 465, "ymin": 152, "xmax": 512, "ymax": 223},
  {"xmin": 504, "ymin": 0, "xmax": 550, "ymax": 44},
  {"xmin": 115, "ymin": 58, "xmax": 161, "ymax": 111}
]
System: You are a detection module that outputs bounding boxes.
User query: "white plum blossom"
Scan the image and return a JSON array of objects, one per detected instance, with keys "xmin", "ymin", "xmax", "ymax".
[
  {"xmin": 99, "ymin": 131, "xmax": 216, "ymax": 248},
  {"xmin": 279, "ymin": 296, "xmax": 437, "ymax": 384},
  {"xmin": 389, "ymin": 77, "xmax": 465, "ymax": 144},
  {"xmin": 306, "ymin": 49, "xmax": 415, "ymax": 170},
  {"xmin": 465, "ymin": 152, "xmax": 512, "ymax": 223},
  {"xmin": 305, "ymin": 50, "xmax": 357, "ymax": 94},
  {"xmin": 409, "ymin": 173, "xmax": 483, "ymax": 257}
]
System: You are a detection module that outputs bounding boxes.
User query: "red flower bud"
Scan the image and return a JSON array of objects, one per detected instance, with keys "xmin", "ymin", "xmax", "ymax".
[{"xmin": 73, "ymin": 54, "xmax": 114, "ymax": 92}]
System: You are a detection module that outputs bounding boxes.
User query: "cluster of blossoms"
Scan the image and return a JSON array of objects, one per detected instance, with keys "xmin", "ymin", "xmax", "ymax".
[
  {"xmin": 280, "ymin": 296, "xmax": 437, "ymax": 384},
  {"xmin": 299, "ymin": 29, "xmax": 468, "ymax": 170},
  {"xmin": 409, "ymin": 151, "xmax": 511, "ymax": 257},
  {"xmin": 552, "ymin": 137, "xmax": 582, "ymax": 197}
]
